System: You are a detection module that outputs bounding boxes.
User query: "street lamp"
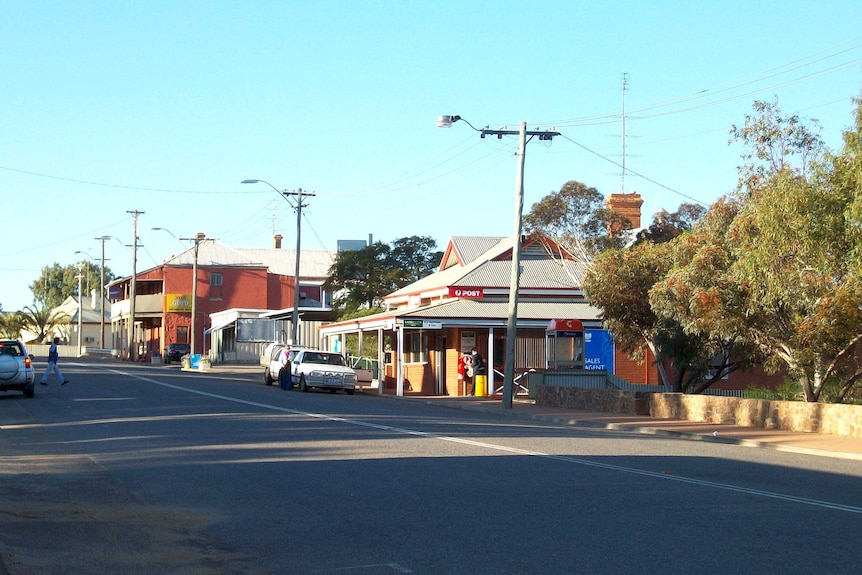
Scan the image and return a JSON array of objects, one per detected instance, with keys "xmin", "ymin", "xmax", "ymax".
[
  {"xmin": 438, "ymin": 115, "xmax": 559, "ymax": 408},
  {"xmin": 75, "ymin": 250, "xmax": 98, "ymax": 354},
  {"xmin": 242, "ymin": 179, "xmax": 314, "ymax": 346},
  {"xmin": 150, "ymin": 227, "xmax": 186, "ymax": 249}
]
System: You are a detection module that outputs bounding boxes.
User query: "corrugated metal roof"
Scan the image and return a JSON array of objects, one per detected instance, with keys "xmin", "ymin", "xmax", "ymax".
[
  {"xmin": 455, "ymin": 259, "xmax": 586, "ymax": 289},
  {"xmin": 321, "ymin": 297, "xmax": 603, "ymax": 333},
  {"xmin": 163, "ymin": 241, "xmax": 335, "ymax": 278},
  {"xmin": 404, "ymin": 299, "xmax": 602, "ymax": 322},
  {"xmin": 237, "ymin": 248, "xmax": 335, "ymax": 278},
  {"xmin": 163, "ymin": 241, "xmax": 259, "ymax": 267},
  {"xmin": 448, "ymin": 236, "xmax": 506, "ymax": 266},
  {"xmin": 386, "ymin": 235, "xmax": 586, "ymax": 299}
]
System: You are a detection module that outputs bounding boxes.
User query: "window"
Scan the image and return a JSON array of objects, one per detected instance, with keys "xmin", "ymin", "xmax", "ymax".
[
  {"xmin": 404, "ymin": 331, "xmax": 428, "ymax": 363},
  {"xmin": 209, "ymin": 272, "xmax": 224, "ymax": 300}
]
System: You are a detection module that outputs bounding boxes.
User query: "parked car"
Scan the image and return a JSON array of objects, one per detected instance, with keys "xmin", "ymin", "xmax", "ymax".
[
  {"xmin": 0, "ymin": 339, "xmax": 36, "ymax": 398},
  {"xmin": 261, "ymin": 341, "xmax": 286, "ymax": 371},
  {"xmin": 163, "ymin": 343, "xmax": 191, "ymax": 364},
  {"xmin": 265, "ymin": 346, "xmax": 290, "ymax": 386},
  {"xmin": 266, "ymin": 346, "xmax": 308, "ymax": 388},
  {"xmin": 290, "ymin": 350, "xmax": 357, "ymax": 395}
]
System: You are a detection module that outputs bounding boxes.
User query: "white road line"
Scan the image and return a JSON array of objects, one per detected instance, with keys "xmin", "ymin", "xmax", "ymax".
[{"xmin": 115, "ymin": 368, "xmax": 862, "ymax": 515}]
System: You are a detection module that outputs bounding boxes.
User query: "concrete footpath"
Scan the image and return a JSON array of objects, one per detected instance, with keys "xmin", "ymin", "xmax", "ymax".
[
  {"xmin": 196, "ymin": 363, "xmax": 862, "ymax": 460},
  {"xmin": 404, "ymin": 394, "xmax": 862, "ymax": 461}
]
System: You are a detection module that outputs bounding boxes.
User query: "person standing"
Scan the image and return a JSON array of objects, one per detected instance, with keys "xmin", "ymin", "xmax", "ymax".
[{"xmin": 40, "ymin": 337, "xmax": 69, "ymax": 386}]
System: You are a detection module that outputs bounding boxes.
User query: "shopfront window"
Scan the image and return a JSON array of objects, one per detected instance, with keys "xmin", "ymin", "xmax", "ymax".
[{"xmin": 404, "ymin": 331, "xmax": 428, "ymax": 363}]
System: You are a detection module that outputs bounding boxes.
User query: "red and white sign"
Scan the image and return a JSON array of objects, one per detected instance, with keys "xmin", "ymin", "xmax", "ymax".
[
  {"xmin": 546, "ymin": 318, "xmax": 584, "ymax": 331},
  {"xmin": 449, "ymin": 287, "xmax": 484, "ymax": 299}
]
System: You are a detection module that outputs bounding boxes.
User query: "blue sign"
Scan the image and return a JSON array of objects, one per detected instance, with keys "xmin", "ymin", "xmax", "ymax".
[{"xmin": 584, "ymin": 329, "xmax": 614, "ymax": 372}]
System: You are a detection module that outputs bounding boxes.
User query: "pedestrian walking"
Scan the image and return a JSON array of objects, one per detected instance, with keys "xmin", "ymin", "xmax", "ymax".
[{"xmin": 40, "ymin": 337, "xmax": 69, "ymax": 386}]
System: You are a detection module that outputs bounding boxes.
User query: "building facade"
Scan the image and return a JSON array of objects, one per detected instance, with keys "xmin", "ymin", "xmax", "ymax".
[
  {"xmin": 319, "ymin": 234, "xmax": 660, "ymax": 396},
  {"xmin": 107, "ymin": 237, "xmax": 335, "ymax": 361}
]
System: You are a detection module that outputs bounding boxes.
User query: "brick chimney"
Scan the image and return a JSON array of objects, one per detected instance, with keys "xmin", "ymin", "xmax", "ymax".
[
  {"xmin": 606, "ymin": 192, "xmax": 643, "ymax": 229},
  {"xmin": 274, "ymin": 234, "xmax": 283, "ymax": 249}
]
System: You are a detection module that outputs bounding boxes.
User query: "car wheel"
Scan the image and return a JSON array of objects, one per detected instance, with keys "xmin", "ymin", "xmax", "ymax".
[
  {"xmin": 346, "ymin": 389, "xmax": 355, "ymax": 396},
  {"xmin": 328, "ymin": 387, "xmax": 337, "ymax": 394},
  {"xmin": 24, "ymin": 386, "xmax": 34, "ymax": 398},
  {"xmin": 299, "ymin": 375, "xmax": 309, "ymax": 393},
  {"xmin": 264, "ymin": 368, "xmax": 273, "ymax": 386}
]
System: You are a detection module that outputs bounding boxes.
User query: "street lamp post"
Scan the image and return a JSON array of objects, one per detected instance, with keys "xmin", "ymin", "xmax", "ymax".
[
  {"xmin": 438, "ymin": 115, "xmax": 559, "ymax": 408},
  {"xmin": 242, "ymin": 179, "xmax": 315, "ymax": 345}
]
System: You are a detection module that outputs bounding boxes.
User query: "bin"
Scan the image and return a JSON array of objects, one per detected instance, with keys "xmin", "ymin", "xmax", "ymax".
[
  {"xmin": 474, "ymin": 374, "xmax": 487, "ymax": 397},
  {"xmin": 150, "ymin": 354, "xmax": 161, "ymax": 365},
  {"xmin": 189, "ymin": 354, "xmax": 201, "ymax": 369}
]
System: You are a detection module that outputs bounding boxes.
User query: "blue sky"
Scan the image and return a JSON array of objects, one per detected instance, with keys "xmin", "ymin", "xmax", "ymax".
[{"xmin": 1, "ymin": 1, "xmax": 860, "ymax": 311}]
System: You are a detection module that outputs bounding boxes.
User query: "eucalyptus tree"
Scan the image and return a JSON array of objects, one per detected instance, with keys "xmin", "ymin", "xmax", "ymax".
[{"xmin": 652, "ymin": 99, "xmax": 862, "ymax": 402}]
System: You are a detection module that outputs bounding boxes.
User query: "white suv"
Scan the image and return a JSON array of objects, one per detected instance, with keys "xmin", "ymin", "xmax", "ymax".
[{"xmin": 0, "ymin": 339, "xmax": 36, "ymax": 398}]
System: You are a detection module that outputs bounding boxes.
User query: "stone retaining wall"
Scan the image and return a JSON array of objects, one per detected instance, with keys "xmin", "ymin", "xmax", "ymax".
[{"xmin": 535, "ymin": 385, "xmax": 862, "ymax": 438}]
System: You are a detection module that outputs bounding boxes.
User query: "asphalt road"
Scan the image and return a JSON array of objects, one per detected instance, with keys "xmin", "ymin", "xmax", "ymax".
[{"xmin": 2, "ymin": 359, "xmax": 861, "ymax": 575}]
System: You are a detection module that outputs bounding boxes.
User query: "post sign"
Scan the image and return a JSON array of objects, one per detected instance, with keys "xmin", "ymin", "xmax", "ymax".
[{"xmin": 448, "ymin": 287, "xmax": 484, "ymax": 299}]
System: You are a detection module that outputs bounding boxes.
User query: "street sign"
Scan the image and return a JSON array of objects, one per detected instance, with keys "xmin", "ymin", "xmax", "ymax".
[{"xmin": 402, "ymin": 320, "xmax": 442, "ymax": 329}]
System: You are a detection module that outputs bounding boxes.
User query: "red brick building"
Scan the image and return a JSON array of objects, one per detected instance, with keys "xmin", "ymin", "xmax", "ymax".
[{"xmin": 108, "ymin": 238, "xmax": 334, "ymax": 361}]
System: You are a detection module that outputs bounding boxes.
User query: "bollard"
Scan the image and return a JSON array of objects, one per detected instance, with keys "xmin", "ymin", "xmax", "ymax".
[{"xmin": 474, "ymin": 374, "xmax": 487, "ymax": 397}]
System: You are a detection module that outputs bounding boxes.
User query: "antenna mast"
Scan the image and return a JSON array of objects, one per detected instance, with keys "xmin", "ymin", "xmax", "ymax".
[{"xmin": 621, "ymin": 72, "xmax": 628, "ymax": 194}]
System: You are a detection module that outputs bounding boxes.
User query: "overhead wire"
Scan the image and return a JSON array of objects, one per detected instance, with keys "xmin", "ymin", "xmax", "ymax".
[{"xmin": 557, "ymin": 132, "xmax": 709, "ymax": 207}]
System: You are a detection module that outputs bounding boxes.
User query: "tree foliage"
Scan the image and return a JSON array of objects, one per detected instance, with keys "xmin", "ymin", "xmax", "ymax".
[
  {"xmin": 29, "ymin": 261, "xmax": 115, "ymax": 308},
  {"xmin": 730, "ymin": 97, "xmax": 824, "ymax": 191},
  {"xmin": 587, "ymin": 99, "xmax": 862, "ymax": 401},
  {"xmin": 633, "ymin": 203, "xmax": 706, "ymax": 245},
  {"xmin": 585, "ymin": 235, "xmax": 755, "ymax": 393},
  {"xmin": 649, "ymin": 99, "xmax": 862, "ymax": 402},
  {"xmin": 324, "ymin": 236, "xmax": 442, "ymax": 318},
  {"xmin": 0, "ymin": 305, "xmax": 26, "ymax": 339},
  {"xmin": 389, "ymin": 236, "xmax": 443, "ymax": 284},
  {"xmin": 523, "ymin": 180, "xmax": 632, "ymax": 258},
  {"xmin": 18, "ymin": 302, "xmax": 69, "ymax": 344}
]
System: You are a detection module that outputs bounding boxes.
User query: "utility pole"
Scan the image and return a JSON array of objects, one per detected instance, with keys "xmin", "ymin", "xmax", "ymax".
[
  {"xmin": 180, "ymin": 233, "xmax": 208, "ymax": 357},
  {"xmin": 95, "ymin": 236, "xmax": 110, "ymax": 349},
  {"xmin": 127, "ymin": 210, "xmax": 144, "ymax": 361},
  {"xmin": 438, "ymin": 115, "xmax": 559, "ymax": 408},
  {"xmin": 76, "ymin": 264, "xmax": 83, "ymax": 357},
  {"xmin": 283, "ymin": 188, "xmax": 315, "ymax": 345}
]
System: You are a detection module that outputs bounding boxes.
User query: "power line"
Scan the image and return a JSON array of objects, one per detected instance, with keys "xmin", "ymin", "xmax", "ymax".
[{"xmin": 557, "ymin": 132, "xmax": 708, "ymax": 207}]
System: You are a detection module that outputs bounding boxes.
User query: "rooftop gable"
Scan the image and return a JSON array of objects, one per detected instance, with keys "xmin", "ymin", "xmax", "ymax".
[{"xmin": 385, "ymin": 234, "xmax": 585, "ymax": 302}]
